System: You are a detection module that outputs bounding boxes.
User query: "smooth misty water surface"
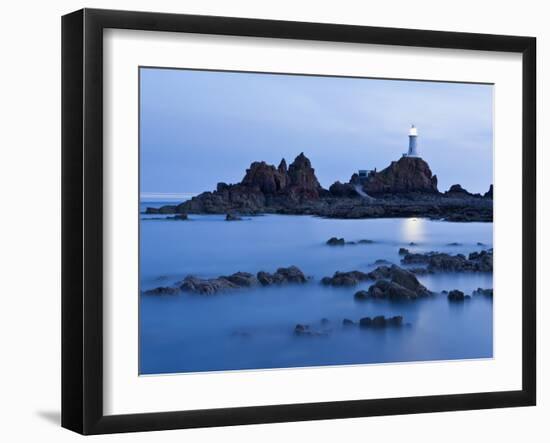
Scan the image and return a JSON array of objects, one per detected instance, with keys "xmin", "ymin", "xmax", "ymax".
[{"xmin": 139, "ymin": 203, "xmax": 493, "ymax": 375}]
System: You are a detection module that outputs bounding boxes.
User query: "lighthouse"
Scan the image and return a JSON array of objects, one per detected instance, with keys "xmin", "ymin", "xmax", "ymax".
[{"xmin": 407, "ymin": 124, "xmax": 419, "ymax": 157}]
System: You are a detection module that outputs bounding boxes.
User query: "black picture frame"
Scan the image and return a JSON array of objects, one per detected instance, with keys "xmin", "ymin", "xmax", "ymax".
[{"xmin": 62, "ymin": 8, "xmax": 536, "ymax": 435}]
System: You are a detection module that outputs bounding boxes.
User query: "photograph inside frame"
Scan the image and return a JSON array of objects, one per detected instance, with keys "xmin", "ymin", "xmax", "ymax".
[{"xmin": 138, "ymin": 67, "xmax": 494, "ymax": 375}]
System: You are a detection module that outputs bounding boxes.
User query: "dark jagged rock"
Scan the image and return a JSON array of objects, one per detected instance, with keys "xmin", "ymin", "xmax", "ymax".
[
  {"xmin": 398, "ymin": 247, "xmax": 410, "ymax": 255},
  {"xmin": 327, "ymin": 237, "xmax": 345, "ymax": 246},
  {"xmin": 329, "ymin": 181, "xmax": 359, "ymax": 198},
  {"xmin": 145, "ymin": 205, "xmax": 177, "ymax": 214},
  {"xmin": 473, "ymin": 287, "xmax": 493, "ymax": 297},
  {"xmin": 180, "ymin": 275, "xmax": 240, "ymax": 295},
  {"xmin": 401, "ymin": 249, "xmax": 493, "ymax": 272},
  {"xmin": 342, "ymin": 318, "xmax": 355, "ymax": 326},
  {"xmin": 354, "ymin": 265, "xmax": 431, "ymax": 300},
  {"xmin": 257, "ymin": 266, "xmax": 307, "ymax": 285},
  {"xmin": 321, "ymin": 270, "xmax": 371, "ymax": 287},
  {"xmin": 484, "ymin": 185, "xmax": 493, "ymax": 199},
  {"xmin": 362, "ymin": 157, "xmax": 439, "ymax": 195},
  {"xmin": 148, "ymin": 266, "xmax": 307, "ymax": 295},
  {"xmin": 223, "ymin": 272, "xmax": 258, "ymax": 287},
  {"xmin": 144, "ymin": 286, "xmax": 181, "ymax": 296},
  {"xmin": 444, "ymin": 184, "xmax": 480, "ymax": 199},
  {"xmin": 448, "ymin": 289, "xmax": 466, "ymax": 301},
  {"xmin": 225, "ymin": 213, "xmax": 242, "ymax": 221}
]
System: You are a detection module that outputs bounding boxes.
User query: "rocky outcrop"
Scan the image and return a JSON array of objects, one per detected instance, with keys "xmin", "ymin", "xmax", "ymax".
[
  {"xmin": 144, "ymin": 266, "xmax": 307, "ymax": 295},
  {"xmin": 322, "ymin": 264, "xmax": 431, "ymax": 300},
  {"xmin": 353, "ymin": 265, "xmax": 431, "ymax": 300},
  {"xmin": 361, "ymin": 157, "xmax": 439, "ymax": 195},
  {"xmin": 444, "ymin": 184, "xmax": 481, "ymax": 199},
  {"xmin": 484, "ymin": 185, "xmax": 493, "ymax": 199},
  {"xmin": 257, "ymin": 266, "xmax": 307, "ymax": 285},
  {"xmin": 329, "ymin": 181, "xmax": 359, "ymax": 198},
  {"xmin": 144, "ymin": 152, "xmax": 492, "ymax": 222},
  {"xmin": 321, "ymin": 270, "xmax": 371, "ymax": 287},
  {"xmin": 401, "ymin": 249, "xmax": 493, "ymax": 272}
]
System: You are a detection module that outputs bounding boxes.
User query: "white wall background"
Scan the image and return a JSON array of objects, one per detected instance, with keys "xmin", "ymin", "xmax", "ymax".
[{"xmin": 0, "ymin": 0, "xmax": 545, "ymax": 441}]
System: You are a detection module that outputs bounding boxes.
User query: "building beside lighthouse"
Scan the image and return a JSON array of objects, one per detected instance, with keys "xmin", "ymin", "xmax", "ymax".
[{"xmin": 404, "ymin": 124, "xmax": 419, "ymax": 158}]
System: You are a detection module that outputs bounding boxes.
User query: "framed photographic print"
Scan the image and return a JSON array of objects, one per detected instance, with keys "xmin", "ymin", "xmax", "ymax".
[{"xmin": 62, "ymin": 8, "xmax": 536, "ymax": 435}]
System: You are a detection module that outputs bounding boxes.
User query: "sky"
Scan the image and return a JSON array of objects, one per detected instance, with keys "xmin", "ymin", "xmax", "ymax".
[{"xmin": 140, "ymin": 68, "xmax": 493, "ymax": 198}]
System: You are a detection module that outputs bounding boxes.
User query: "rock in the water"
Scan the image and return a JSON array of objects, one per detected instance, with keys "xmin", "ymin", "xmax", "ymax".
[
  {"xmin": 321, "ymin": 270, "xmax": 370, "ymax": 287},
  {"xmin": 360, "ymin": 265, "xmax": 431, "ymax": 300},
  {"xmin": 401, "ymin": 249, "xmax": 493, "ymax": 272},
  {"xmin": 144, "ymin": 286, "xmax": 181, "ymax": 296},
  {"xmin": 447, "ymin": 289, "xmax": 466, "ymax": 301},
  {"xmin": 223, "ymin": 271, "xmax": 258, "ymax": 287},
  {"xmin": 225, "ymin": 213, "xmax": 242, "ymax": 221},
  {"xmin": 257, "ymin": 266, "xmax": 307, "ymax": 285},
  {"xmin": 398, "ymin": 247, "xmax": 410, "ymax": 255},
  {"xmin": 180, "ymin": 275, "xmax": 240, "ymax": 295},
  {"xmin": 145, "ymin": 205, "xmax": 177, "ymax": 214},
  {"xmin": 342, "ymin": 318, "xmax": 355, "ymax": 326},
  {"xmin": 473, "ymin": 287, "xmax": 493, "ymax": 297},
  {"xmin": 326, "ymin": 237, "xmax": 345, "ymax": 246}
]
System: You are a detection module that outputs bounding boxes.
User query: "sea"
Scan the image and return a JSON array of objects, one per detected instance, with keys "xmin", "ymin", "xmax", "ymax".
[{"xmin": 139, "ymin": 199, "xmax": 493, "ymax": 375}]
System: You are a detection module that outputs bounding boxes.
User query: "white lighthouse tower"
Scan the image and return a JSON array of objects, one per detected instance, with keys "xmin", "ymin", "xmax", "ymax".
[{"xmin": 406, "ymin": 124, "xmax": 419, "ymax": 157}]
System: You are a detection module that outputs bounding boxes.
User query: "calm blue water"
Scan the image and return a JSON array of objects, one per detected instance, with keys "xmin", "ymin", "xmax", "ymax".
[{"xmin": 139, "ymin": 201, "xmax": 493, "ymax": 375}]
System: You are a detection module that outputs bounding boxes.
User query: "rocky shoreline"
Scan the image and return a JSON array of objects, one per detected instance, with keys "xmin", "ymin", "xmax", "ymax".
[{"xmin": 145, "ymin": 153, "xmax": 493, "ymax": 222}]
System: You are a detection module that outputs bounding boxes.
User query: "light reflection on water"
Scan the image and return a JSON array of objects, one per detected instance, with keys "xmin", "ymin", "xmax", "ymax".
[{"xmin": 139, "ymin": 207, "xmax": 493, "ymax": 375}]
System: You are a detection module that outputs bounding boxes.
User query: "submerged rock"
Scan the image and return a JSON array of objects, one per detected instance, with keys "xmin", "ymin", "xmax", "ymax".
[
  {"xmin": 359, "ymin": 315, "xmax": 404, "ymax": 328},
  {"xmin": 294, "ymin": 324, "xmax": 328, "ymax": 337}
]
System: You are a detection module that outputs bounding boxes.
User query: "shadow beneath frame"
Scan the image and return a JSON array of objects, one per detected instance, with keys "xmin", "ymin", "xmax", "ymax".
[{"xmin": 36, "ymin": 410, "xmax": 61, "ymax": 426}]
